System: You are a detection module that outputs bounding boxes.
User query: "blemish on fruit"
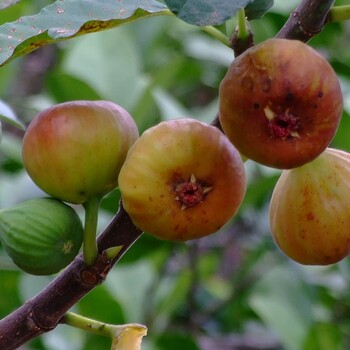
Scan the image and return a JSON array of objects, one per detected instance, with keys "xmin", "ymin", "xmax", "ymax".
[
  {"xmin": 306, "ymin": 212, "xmax": 314, "ymax": 221},
  {"xmin": 62, "ymin": 240, "xmax": 74, "ymax": 254},
  {"xmin": 318, "ymin": 91, "xmax": 323, "ymax": 98},
  {"xmin": 285, "ymin": 92, "xmax": 294, "ymax": 102},
  {"xmin": 261, "ymin": 77, "xmax": 271, "ymax": 92},
  {"xmin": 253, "ymin": 103, "xmax": 260, "ymax": 109}
]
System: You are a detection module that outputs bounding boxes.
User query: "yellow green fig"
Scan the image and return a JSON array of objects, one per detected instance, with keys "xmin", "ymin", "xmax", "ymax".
[
  {"xmin": 269, "ymin": 148, "xmax": 350, "ymax": 265},
  {"xmin": 118, "ymin": 118, "xmax": 247, "ymax": 241}
]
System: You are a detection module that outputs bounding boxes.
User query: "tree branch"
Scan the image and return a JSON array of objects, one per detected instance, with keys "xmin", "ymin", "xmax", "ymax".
[
  {"xmin": 0, "ymin": 203, "xmax": 142, "ymax": 350},
  {"xmin": 0, "ymin": 0, "xmax": 338, "ymax": 348},
  {"xmin": 277, "ymin": 0, "xmax": 336, "ymax": 40}
]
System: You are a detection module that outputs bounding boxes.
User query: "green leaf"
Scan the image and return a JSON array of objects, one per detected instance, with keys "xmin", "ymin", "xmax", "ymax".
[
  {"xmin": 41, "ymin": 325, "xmax": 85, "ymax": 350},
  {"xmin": 77, "ymin": 285, "xmax": 125, "ymax": 325},
  {"xmin": 164, "ymin": 0, "xmax": 253, "ymax": 26},
  {"xmin": 0, "ymin": 0, "xmax": 20, "ymax": 10},
  {"xmin": 0, "ymin": 270, "xmax": 21, "ymax": 319},
  {"xmin": 105, "ymin": 260, "xmax": 157, "ymax": 323},
  {"xmin": 45, "ymin": 72, "xmax": 102, "ymax": 103},
  {"xmin": 62, "ymin": 26, "xmax": 145, "ymax": 111},
  {"xmin": 0, "ymin": 132, "xmax": 23, "ymax": 172},
  {"xmin": 152, "ymin": 271, "xmax": 192, "ymax": 330},
  {"xmin": 0, "ymin": 100, "xmax": 25, "ymax": 130},
  {"xmin": 156, "ymin": 333, "xmax": 200, "ymax": 350},
  {"xmin": 249, "ymin": 265, "xmax": 314, "ymax": 350},
  {"xmin": 245, "ymin": 0, "xmax": 274, "ymax": 20},
  {"xmin": 153, "ymin": 87, "xmax": 190, "ymax": 121},
  {"xmin": 331, "ymin": 111, "xmax": 350, "ymax": 152},
  {"xmin": 303, "ymin": 322, "xmax": 343, "ymax": 350},
  {"xmin": 0, "ymin": 0, "xmax": 169, "ymax": 67}
]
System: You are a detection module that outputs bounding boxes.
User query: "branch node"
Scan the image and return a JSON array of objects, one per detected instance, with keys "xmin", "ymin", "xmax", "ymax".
[
  {"xmin": 79, "ymin": 254, "xmax": 113, "ymax": 285},
  {"xmin": 293, "ymin": 11, "xmax": 323, "ymax": 38}
]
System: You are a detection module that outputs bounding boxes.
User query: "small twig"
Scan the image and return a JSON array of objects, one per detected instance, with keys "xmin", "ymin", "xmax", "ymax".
[
  {"xmin": 201, "ymin": 25, "xmax": 231, "ymax": 47},
  {"xmin": 329, "ymin": 5, "xmax": 350, "ymax": 22}
]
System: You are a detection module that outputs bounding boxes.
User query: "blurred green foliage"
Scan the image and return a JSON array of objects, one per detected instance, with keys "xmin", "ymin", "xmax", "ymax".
[{"xmin": 1, "ymin": 1, "xmax": 350, "ymax": 349}]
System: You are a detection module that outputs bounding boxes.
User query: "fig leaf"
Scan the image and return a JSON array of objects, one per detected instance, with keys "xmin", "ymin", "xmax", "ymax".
[
  {"xmin": 245, "ymin": 0, "xmax": 274, "ymax": 20},
  {"xmin": 164, "ymin": 0, "xmax": 254, "ymax": 26},
  {"xmin": 0, "ymin": 0, "xmax": 168, "ymax": 67},
  {"xmin": 0, "ymin": 100, "xmax": 25, "ymax": 130}
]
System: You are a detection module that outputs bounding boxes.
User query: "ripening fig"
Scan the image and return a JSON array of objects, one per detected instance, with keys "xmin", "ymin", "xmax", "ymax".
[
  {"xmin": 22, "ymin": 101, "xmax": 139, "ymax": 204},
  {"xmin": 0, "ymin": 198, "xmax": 83, "ymax": 275},
  {"xmin": 269, "ymin": 148, "xmax": 350, "ymax": 265},
  {"xmin": 219, "ymin": 38, "xmax": 343, "ymax": 169},
  {"xmin": 118, "ymin": 118, "xmax": 246, "ymax": 241}
]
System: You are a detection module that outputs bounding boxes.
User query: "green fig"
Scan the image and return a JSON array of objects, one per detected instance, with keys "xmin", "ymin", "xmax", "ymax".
[{"xmin": 0, "ymin": 198, "xmax": 83, "ymax": 275}]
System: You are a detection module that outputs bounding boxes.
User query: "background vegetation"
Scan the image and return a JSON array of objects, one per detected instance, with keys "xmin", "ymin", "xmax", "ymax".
[{"xmin": 0, "ymin": 0, "xmax": 350, "ymax": 349}]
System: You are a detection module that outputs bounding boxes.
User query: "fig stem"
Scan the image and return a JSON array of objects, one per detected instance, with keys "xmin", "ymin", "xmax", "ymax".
[
  {"xmin": 82, "ymin": 196, "xmax": 102, "ymax": 266},
  {"xmin": 62, "ymin": 312, "xmax": 147, "ymax": 350},
  {"xmin": 329, "ymin": 5, "xmax": 350, "ymax": 22},
  {"xmin": 237, "ymin": 8, "xmax": 249, "ymax": 40},
  {"xmin": 63, "ymin": 311, "xmax": 113, "ymax": 337},
  {"xmin": 201, "ymin": 26, "xmax": 231, "ymax": 47}
]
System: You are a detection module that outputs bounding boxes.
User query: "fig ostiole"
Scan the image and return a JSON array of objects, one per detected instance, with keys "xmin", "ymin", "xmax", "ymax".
[
  {"xmin": 0, "ymin": 198, "xmax": 83, "ymax": 275},
  {"xmin": 82, "ymin": 195, "xmax": 102, "ymax": 266},
  {"xmin": 219, "ymin": 38, "xmax": 343, "ymax": 169},
  {"xmin": 269, "ymin": 148, "xmax": 350, "ymax": 265},
  {"xmin": 118, "ymin": 118, "xmax": 247, "ymax": 241}
]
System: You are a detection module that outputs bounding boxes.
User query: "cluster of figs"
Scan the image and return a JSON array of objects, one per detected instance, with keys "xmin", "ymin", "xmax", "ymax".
[{"xmin": 0, "ymin": 38, "xmax": 347, "ymax": 276}]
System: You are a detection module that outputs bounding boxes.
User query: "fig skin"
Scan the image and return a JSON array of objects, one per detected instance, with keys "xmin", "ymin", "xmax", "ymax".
[
  {"xmin": 0, "ymin": 198, "xmax": 83, "ymax": 275},
  {"xmin": 269, "ymin": 148, "xmax": 350, "ymax": 265},
  {"xmin": 22, "ymin": 100, "xmax": 139, "ymax": 204},
  {"xmin": 118, "ymin": 118, "xmax": 247, "ymax": 241},
  {"xmin": 219, "ymin": 38, "xmax": 343, "ymax": 169}
]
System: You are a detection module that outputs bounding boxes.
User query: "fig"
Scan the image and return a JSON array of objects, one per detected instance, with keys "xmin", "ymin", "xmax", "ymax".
[
  {"xmin": 0, "ymin": 198, "xmax": 83, "ymax": 275},
  {"xmin": 219, "ymin": 38, "xmax": 343, "ymax": 169},
  {"xmin": 269, "ymin": 148, "xmax": 350, "ymax": 265},
  {"xmin": 22, "ymin": 100, "xmax": 139, "ymax": 204},
  {"xmin": 118, "ymin": 118, "xmax": 246, "ymax": 241}
]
